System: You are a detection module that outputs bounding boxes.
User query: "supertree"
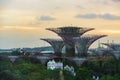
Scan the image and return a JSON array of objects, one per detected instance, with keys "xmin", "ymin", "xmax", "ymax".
[
  {"xmin": 46, "ymin": 26, "xmax": 94, "ymax": 57},
  {"xmin": 41, "ymin": 38, "xmax": 64, "ymax": 57},
  {"xmin": 40, "ymin": 38, "xmax": 84, "ymax": 66},
  {"xmin": 73, "ymin": 35, "xmax": 107, "ymax": 57}
]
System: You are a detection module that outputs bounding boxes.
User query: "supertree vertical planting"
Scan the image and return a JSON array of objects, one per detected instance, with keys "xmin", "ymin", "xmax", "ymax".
[
  {"xmin": 46, "ymin": 26, "xmax": 94, "ymax": 57},
  {"xmin": 41, "ymin": 38, "xmax": 64, "ymax": 57},
  {"xmin": 73, "ymin": 35, "xmax": 107, "ymax": 57}
]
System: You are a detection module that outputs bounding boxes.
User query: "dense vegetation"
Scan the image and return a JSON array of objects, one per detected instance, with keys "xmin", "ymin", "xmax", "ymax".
[{"xmin": 0, "ymin": 52, "xmax": 120, "ymax": 80}]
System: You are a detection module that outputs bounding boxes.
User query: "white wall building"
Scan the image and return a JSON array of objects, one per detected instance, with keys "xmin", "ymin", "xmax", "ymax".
[{"xmin": 47, "ymin": 60, "xmax": 63, "ymax": 70}]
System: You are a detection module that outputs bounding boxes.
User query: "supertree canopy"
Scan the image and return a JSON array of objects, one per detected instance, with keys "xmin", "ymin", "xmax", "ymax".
[
  {"xmin": 73, "ymin": 35, "xmax": 107, "ymax": 57},
  {"xmin": 41, "ymin": 38, "xmax": 64, "ymax": 56},
  {"xmin": 46, "ymin": 27, "xmax": 94, "ymax": 37},
  {"xmin": 46, "ymin": 26, "xmax": 94, "ymax": 57}
]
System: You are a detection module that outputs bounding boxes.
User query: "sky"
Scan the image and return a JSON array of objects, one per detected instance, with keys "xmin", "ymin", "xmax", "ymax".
[{"xmin": 0, "ymin": 0, "xmax": 120, "ymax": 49}]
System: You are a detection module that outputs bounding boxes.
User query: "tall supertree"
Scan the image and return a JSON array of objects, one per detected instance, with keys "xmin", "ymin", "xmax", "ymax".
[
  {"xmin": 41, "ymin": 38, "xmax": 64, "ymax": 57},
  {"xmin": 73, "ymin": 35, "xmax": 107, "ymax": 57},
  {"xmin": 46, "ymin": 26, "xmax": 94, "ymax": 57}
]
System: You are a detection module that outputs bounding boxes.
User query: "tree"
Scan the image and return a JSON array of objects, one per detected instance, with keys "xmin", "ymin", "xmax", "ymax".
[{"xmin": 75, "ymin": 68, "xmax": 94, "ymax": 80}]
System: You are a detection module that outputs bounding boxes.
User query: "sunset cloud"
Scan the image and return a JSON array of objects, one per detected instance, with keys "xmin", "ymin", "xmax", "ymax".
[
  {"xmin": 38, "ymin": 16, "xmax": 56, "ymax": 21},
  {"xmin": 75, "ymin": 13, "xmax": 120, "ymax": 20},
  {"xmin": 75, "ymin": 14, "xmax": 97, "ymax": 19},
  {"xmin": 99, "ymin": 14, "xmax": 120, "ymax": 20}
]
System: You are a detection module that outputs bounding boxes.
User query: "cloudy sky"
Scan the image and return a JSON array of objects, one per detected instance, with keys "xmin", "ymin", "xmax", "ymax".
[{"xmin": 0, "ymin": 0, "xmax": 120, "ymax": 49}]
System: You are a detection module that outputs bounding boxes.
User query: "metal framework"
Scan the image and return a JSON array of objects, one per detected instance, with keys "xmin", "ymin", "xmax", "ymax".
[
  {"xmin": 113, "ymin": 51, "xmax": 120, "ymax": 60},
  {"xmin": 89, "ymin": 49, "xmax": 104, "ymax": 56},
  {"xmin": 67, "ymin": 57, "xmax": 88, "ymax": 66},
  {"xmin": 46, "ymin": 26, "xmax": 94, "ymax": 56},
  {"xmin": 102, "ymin": 43, "xmax": 120, "ymax": 60},
  {"xmin": 73, "ymin": 35, "xmax": 107, "ymax": 57},
  {"xmin": 36, "ymin": 56, "xmax": 51, "ymax": 64},
  {"xmin": 41, "ymin": 38, "xmax": 64, "ymax": 56},
  {"xmin": 107, "ymin": 51, "xmax": 120, "ymax": 60},
  {"xmin": 112, "ymin": 51, "xmax": 120, "ymax": 60},
  {"xmin": 102, "ymin": 43, "xmax": 120, "ymax": 51},
  {"xmin": 46, "ymin": 26, "xmax": 94, "ymax": 36}
]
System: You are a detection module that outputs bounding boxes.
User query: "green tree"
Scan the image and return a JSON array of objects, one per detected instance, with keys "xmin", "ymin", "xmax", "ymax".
[
  {"xmin": 100, "ymin": 75, "xmax": 120, "ymax": 80},
  {"xmin": 75, "ymin": 68, "xmax": 94, "ymax": 80}
]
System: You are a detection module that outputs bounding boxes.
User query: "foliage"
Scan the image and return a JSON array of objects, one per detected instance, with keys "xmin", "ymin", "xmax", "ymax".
[
  {"xmin": 100, "ymin": 75, "xmax": 120, "ymax": 80},
  {"xmin": 63, "ymin": 70, "xmax": 74, "ymax": 80},
  {"xmin": 75, "ymin": 68, "xmax": 94, "ymax": 80},
  {"xmin": 0, "ymin": 55, "xmax": 120, "ymax": 80}
]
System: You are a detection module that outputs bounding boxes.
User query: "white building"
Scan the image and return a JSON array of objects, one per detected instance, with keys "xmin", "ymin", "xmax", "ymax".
[{"xmin": 47, "ymin": 60, "xmax": 63, "ymax": 70}]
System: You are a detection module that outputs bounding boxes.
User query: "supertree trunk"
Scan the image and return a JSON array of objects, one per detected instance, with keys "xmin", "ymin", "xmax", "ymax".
[{"xmin": 65, "ymin": 44, "xmax": 75, "ymax": 57}]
